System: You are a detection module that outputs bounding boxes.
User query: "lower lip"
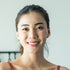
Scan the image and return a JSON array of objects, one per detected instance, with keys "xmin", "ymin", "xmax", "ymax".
[{"xmin": 27, "ymin": 43, "xmax": 39, "ymax": 47}]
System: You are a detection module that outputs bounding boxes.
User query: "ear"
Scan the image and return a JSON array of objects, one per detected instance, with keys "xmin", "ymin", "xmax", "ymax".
[
  {"xmin": 16, "ymin": 32, "xmax": 20, "ymax": 40},
  {"xmin": 46, "ymin": 28, "xmax": 50, "ymax": 38}
]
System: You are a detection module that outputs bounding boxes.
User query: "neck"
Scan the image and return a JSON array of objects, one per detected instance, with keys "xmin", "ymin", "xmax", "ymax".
[{"xmin": 20, "ymin": 47, "xmax": 47, "ymax": 67}]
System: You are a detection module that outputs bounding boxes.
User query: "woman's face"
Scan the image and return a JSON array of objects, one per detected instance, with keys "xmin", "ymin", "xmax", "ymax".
[{"xmin": 16, "ymin": 12, "xmax": 50, "ymax": 53}]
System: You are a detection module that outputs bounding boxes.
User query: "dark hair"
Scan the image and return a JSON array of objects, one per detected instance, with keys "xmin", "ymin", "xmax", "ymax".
[{"xmin": 15, "ymin": 4, "xmax": 50, "ymax": 54}]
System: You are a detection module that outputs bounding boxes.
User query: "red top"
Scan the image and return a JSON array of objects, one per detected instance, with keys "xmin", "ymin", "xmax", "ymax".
[
  {"xmin": 7, "ymin": 62, "xmax": 14, "ymax": 70},
  {"xmin": 57, "ymin": 65, "xmax": 60, "ymax": 70},
  {"xmin": 7, "ymin": 62, "xmax": 60, "ymax": 70}
]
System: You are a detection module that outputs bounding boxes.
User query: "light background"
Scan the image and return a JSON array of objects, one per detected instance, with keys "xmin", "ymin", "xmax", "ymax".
[{"xmin": 0, "ymin": 0, "xmax": 70, "ymax": 69}]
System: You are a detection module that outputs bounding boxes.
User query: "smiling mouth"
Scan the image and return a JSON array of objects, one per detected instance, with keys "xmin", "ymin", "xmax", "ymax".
[{"xmin": 27, "ymin": 41, "xmax": 40, "ymax": 47}]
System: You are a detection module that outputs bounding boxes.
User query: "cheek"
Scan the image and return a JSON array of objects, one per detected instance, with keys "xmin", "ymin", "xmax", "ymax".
[
  {"xmin": 19, "ymin": 32, "xmax": 27, "ymax": 40},
  {"xmin": 38, "ymin": 30, "xmax": 47, "ymax": 39},
  {"xmin": 38, "ymin": 31, "xmax": 47, "ymax": 47},
  {"xmin": 18, "ymin": 32, "xmax": 28, "ymax": 46}
]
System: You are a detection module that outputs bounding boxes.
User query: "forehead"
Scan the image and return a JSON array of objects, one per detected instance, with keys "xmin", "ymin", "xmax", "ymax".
[{"xmin": 18, "ymin": 12, "xmax": 47, "ymax": 26}]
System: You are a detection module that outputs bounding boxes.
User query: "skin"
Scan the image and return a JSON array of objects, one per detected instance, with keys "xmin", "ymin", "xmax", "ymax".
[
  {"xmin": 0, "ymin": 12, "xmax": 69, "ymax": 70},
  {"xmin": 16, "ymin": 12, "xmax": 51, "ymax": 67}
]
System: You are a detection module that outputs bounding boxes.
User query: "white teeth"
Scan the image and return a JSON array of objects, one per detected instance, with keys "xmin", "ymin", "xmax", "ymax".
[{"xmin": 29, "ymin": 42, "xmax": 38, "ymax": 45}]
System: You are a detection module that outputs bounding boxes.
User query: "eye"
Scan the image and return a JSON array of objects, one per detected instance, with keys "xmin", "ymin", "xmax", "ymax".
[
  {"xmin": 22, "ymin": 28, "xmax": 29, "ymax": 31},
  {"xmin": 36, "ymin": 26, "xmax": 44, "ymax": 30}
]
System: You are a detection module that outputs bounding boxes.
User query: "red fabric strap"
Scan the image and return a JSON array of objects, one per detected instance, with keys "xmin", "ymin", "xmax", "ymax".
[
  {"xmin": 7, "ymin": 62, "xmax": 60, "ymax": 70},
  {"xmin": 57, "ymin": 66, "xmax": 60, "ymax": 70},
  {"xmin": 7, "ymin": 62, "xmax": 14, "ymax": 70}
]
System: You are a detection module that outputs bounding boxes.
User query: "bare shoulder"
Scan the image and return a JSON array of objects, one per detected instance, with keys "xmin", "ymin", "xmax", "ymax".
[
  {"xmin": 60, "ymin": 66, "xmax": 69, "ymax": 70},
  {"xmin": 0, "ymin": 62, "xmax": 7, "ymax": 70},
  {"xmin": 0, "ymin": 62, "xmax": 10, "ymax": 70}
]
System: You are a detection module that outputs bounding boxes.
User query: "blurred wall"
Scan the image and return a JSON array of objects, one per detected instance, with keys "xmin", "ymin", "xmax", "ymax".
[{"xmin": 0, "ymin": 0, "xmax": 70, "ymax": 69}]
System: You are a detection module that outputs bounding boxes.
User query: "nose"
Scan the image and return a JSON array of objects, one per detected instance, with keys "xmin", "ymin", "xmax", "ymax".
[{"xmin": 29, "ymin": 29, "xmax": 38, "ymax": 39}]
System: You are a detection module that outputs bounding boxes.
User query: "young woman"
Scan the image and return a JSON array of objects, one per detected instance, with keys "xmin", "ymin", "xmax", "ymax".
[{"xmin": 0, "ymin": 4, "xmax": 69, "ymax": 70}]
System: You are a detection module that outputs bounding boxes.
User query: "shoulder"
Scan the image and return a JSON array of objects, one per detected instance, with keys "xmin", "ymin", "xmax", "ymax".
[
  {"xmin": 0, "ymin": 62, "xmax": 6, "ymax": 70},
  {"xmin": 0, "ymin": 62, "xmax": 10, "ymax": 70},
  {"xmin": 60, "ymin": 66, "xmax": 69, "ymax": 70}
]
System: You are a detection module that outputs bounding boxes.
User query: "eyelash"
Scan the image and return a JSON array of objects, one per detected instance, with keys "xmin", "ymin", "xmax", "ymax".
[
  {"xmin": 22, "ymin": 28, "xmax": 28, "ymax": 31},
  {"xmin": 36, "ymin": 26, "xmax": 44, "ymax": 30},
  {"xmin": 22, "ymin": 26, "xmax": 44, "ymax": 31}
]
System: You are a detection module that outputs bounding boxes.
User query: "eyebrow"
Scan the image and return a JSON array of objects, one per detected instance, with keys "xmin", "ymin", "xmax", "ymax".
[{"xmin": 21, "ymin": 22, "xmax": 44, "ymax": 26}]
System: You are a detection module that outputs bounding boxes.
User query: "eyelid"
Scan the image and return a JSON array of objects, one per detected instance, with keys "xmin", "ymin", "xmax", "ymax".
[
  {"xmin": 22, "ymin": 28, "xmax": 28, "ymax": 30},
  {"xmin": 21, "ymin": 26, "xmax": 44, "ymax": 29},
  {"xmin": 36, "ymin": 26, "xmax": 44, "ymax": 29}
]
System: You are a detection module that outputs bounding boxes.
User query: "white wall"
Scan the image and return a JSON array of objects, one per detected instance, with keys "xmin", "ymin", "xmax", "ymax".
[{"xmin": 0, "ymin": 0, "xmax": 70, "ymax": 69}]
